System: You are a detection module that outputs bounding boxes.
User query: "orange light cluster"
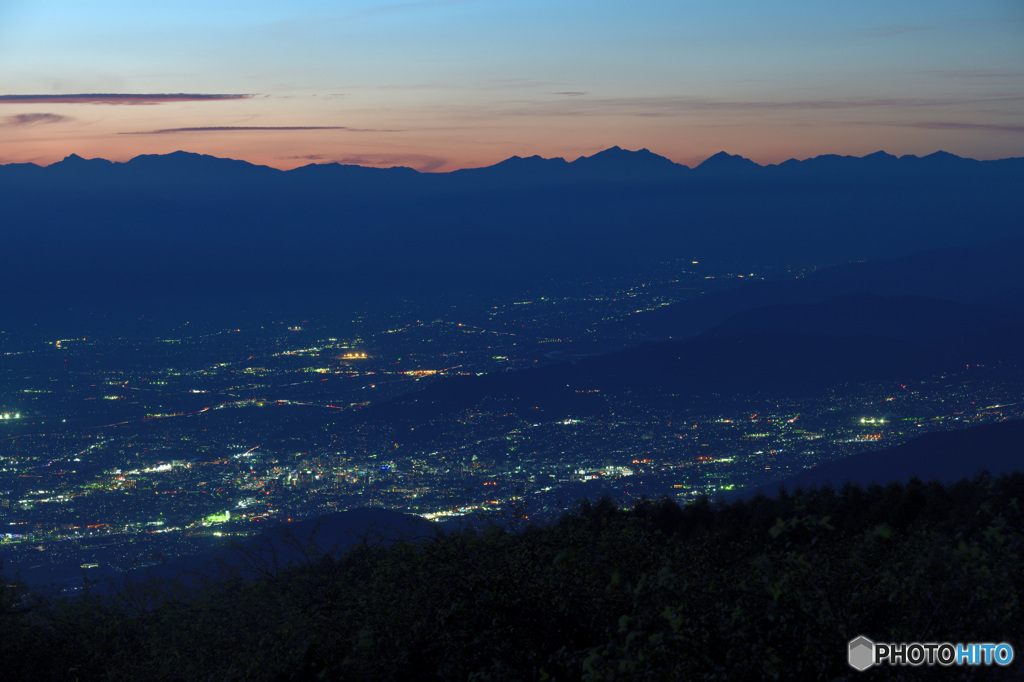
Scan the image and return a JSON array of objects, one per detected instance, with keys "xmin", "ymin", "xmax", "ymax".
[{"xmin": 403, "ymin": 369, "xmax": 438, "ymax": 377}]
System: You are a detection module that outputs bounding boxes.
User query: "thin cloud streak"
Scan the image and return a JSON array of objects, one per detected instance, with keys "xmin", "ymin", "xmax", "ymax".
[
  {"xmin": 460, "ymin": 93, "xmax": 1024, "ymax": 119},
  {"xmin": 922, "ymin": 69, "xmax": 1024, "ymax": 80},
  {"xmin": 889, "ymin": 121, "xmax": 1024, "ymax": 134},
  {"xmin": 0, "ymin": 94, "xmax": 252, "ymax": 105},
  {"xmin": 1, "ymin": 113, "xmax": 70, "ymax": 126},
  {"xmin": 120, "ymin": 126, "xmax": 402, "ymax": 135},
  {"xmin": 279, "ymin": 154, "xmax": 332, "ymax": 161}
]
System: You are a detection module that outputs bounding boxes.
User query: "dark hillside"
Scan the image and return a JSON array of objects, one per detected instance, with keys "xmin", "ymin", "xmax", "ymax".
[{"xmin": 3, "ymin": 473, "xmax": 1022, "ymax": 680}]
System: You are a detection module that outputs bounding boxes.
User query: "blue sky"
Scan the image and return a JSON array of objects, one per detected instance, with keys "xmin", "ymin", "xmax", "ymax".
[{"xmin": 0, "ymin": 0, "xmax": 1021, "ymax": 170}]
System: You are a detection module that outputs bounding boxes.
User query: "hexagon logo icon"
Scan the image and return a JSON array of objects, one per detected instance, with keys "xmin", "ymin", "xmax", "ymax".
[{"xmin": 849, "ymin": 636, "xmax": 875, "ymax": 671}]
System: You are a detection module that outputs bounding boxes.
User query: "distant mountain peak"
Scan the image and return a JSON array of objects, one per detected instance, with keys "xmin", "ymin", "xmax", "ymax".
[
  {"xmin": 916, "ymin": 150, "xmax": 975, "ymax": 167},
  {"xmin": 574, "ymin": 146, "xmax": 672, "ymax": 163},
  {"xmin": 122, "ymin": 151, "xmax": 279, "ymax": 180},
  {"xmin": 695, "ymin": 151, "xmax": 760, "ymax": 172},
  {"xmin": 484, "ymin": 153, "xmax": 569, "ymax": 171},
  {"xmin": 569, "ymin": 146, "xmax": 688, "ymax": 179},
  {"xmin": 58, "ymin": 153, "xmax": 107, "ymax": 164},
  {"xmin": 54, "ymin": 153, "xmax": 113, "ymax": 168},
  {"xmin": 128, "ymin": 149, "xmax": 257, "ymax": 165},
  {"xmin": 507, "ymin": 153, "xmax": 566, "ymax": 163}
]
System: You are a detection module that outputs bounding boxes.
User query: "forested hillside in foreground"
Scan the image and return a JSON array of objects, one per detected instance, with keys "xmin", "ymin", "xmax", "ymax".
[{"xmin": 3, "ymin": 473, "xmax": 1023, "ymax": 680}]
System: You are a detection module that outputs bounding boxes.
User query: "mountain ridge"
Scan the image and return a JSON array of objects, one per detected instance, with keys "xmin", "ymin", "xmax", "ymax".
[
  {"xmin": 7, "ymin": 146, "xmax": 1022, "ymax": 177},
  {"xmin": 2, "ymin": 146, "xmax": 1022, "ymax": 324}
]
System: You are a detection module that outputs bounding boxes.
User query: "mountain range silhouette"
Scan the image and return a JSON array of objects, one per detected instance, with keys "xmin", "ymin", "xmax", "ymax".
[{"xmin": 1, "ymin": 146, "xmax": 1021, "ymax": 326}]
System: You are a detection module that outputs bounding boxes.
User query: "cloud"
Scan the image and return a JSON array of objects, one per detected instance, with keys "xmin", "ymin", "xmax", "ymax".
[
  {"xmin": 464, "ymin": 93, "xmax": 1024, "ymax": 119},
  {"xmin": 375, "ymin": 83, "xmax": 450, "ymax": 91},
  {"xmin": 887, "ymin": 121, "xmax": 1024, "ymax": 134},
  {"xmin": 552, "ymin": 91, "xmax": 587, "ymax": 97},
  {"xmin": 339, "ymin": 79, "xmax": 554, "ymax": 92},
  {"xmin": 1, "ymin": 113, "xmax": 69, "ymax": 127},
  {"xmin": 922, "ymin": 69, "xmax": 1024, "ymax": 80},
  {"xmin": 611, "ymin": 95, "xmax": 1005, "ymax": 113},
  {"xmin": 120, "ymin": 125, "xmax": 402, "ymax": 135},
  {"xmin": 279, "ymin": 154, "xmax": 331, "ymax": 161},
  {"xmin": 0, "ymin": 94, "xmax": 251, "ymax": 105}
]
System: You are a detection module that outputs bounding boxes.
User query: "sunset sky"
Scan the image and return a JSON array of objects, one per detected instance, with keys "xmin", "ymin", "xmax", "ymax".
[{"xmin": 1, "ymin": 0, "xmax": 1021, "ymax": 171}]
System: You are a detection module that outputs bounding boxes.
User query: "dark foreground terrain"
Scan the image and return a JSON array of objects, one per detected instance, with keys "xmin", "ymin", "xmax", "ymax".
[{"xmin": 3, "ymin": 470, "xmax": 1023, "ymax": 680}]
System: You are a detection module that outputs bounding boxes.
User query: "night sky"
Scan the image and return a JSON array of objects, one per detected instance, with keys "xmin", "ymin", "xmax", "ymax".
[{"xmin": 1, "ymin": 0, "xmax": 1022, "ymax": 170}]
